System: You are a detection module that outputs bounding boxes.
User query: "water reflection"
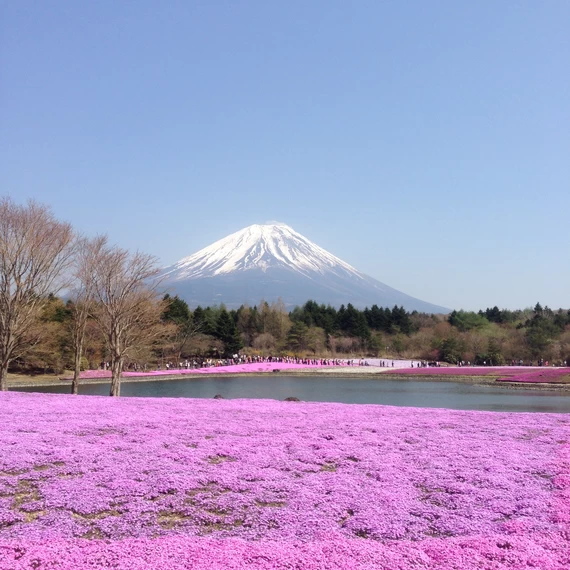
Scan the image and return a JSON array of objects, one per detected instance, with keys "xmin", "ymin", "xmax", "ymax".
[{"xmin": 12, "ymin": 375, "xmax": 570, "ymax": 413}]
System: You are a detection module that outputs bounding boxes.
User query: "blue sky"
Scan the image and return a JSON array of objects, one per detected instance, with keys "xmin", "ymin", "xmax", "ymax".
[{"xmin": 2, "ymin": 1, "xmax": 569, "ymax": 311}]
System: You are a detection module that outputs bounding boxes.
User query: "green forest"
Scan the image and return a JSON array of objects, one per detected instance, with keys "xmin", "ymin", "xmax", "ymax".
[{"xmin": 18, "ymin": 295, "xmax": 570, "ymax": 374}]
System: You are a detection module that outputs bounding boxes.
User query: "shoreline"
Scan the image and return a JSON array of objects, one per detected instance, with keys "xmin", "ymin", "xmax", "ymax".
[{"xmin": 8, "ymin": 366, "xmax": 570, "ymax": 393}]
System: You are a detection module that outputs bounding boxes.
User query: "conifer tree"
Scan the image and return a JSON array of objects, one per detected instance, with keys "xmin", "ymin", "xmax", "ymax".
[{"xmin": 215, "ymin": 309, "xmax": 243, "ymax": 357}]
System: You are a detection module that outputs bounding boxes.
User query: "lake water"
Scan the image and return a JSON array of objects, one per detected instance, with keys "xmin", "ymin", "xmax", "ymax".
[{"xmin": 13, "ymin": 375, "xmax": 570, "ymax": 413}]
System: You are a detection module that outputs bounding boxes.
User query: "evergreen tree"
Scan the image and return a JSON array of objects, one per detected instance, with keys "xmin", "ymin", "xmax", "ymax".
[
  {"xmin": 525, "ymin": 312, "xmax": 558, "ymax": 359},
  {"xmin": 448, "ymin": 310, "xmax": 488, "ymax": 332},
  {"xmin": 201, "ymin": 307, "xmax": 219, "ymax": 336},
  {"xmin": 439, "ymin": 337, "xmax": 465, "ymax": 364},
  {"xmin": 487, "ymin": 338, "xmax": 505, "ymax": 366},
  {"xmin": 162, "ymin": 294, "xmax": 191, "ymax": 324},
  {"xmin": 336, "ymin": 303, "xmax": 370, "ymax": 342},
  {"xmin": 377, "ymin": 306, "xmax": 392, "ymax": 333},
  {"xmin": 193, "ymin": 306, "xmax": 205, "ymax": 328},
  {"xmin": 482, "ymin": 306, "xmax": 505, "ymax": 324},
  {"xmin": 287, "ymin": 321, "xmax": 309, "ymax": 352},
  {"xmin": 391, "ymin": 305, "xmax": 413, "ymax": 335},
  {"xmin": 215, "ymin": 309, "xmax": 243, "ymax": 357},
  {"xmin": 336, "ymin": 305, "xmax": 346, "ymax": 330}
]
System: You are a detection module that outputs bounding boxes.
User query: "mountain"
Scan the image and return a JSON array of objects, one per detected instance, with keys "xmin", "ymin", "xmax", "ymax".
[{"xmin": 158, "ymin": 223, "xmax": 449, "ymax": 313}]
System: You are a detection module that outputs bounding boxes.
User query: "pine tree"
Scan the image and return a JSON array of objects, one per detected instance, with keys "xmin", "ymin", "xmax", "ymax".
[{"xmin": 215, "ymin": 309, "xmax": 243, "ymax": 357}]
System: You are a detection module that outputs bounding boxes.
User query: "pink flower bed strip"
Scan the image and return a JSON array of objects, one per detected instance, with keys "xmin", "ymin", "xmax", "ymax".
[
  {"xmin": 389, "ymin": 366, "xmax": 538, "ymax": 377},
  {"xmin": 0, "ymin": 392, "xmax": 568, "ymax": 569},
  {"xmin": 497, "ymin": 368, "xmax": 570, "ymax": 384},
  {"xmin": 390, "ymin": 366, "xmax": 570, "ymax": 384},
  {"xmin": 64, "ymin": 362, "xmax": 333, "ymax": 380}
]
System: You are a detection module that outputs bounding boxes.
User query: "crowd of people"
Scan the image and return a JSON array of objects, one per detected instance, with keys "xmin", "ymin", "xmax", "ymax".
[
  {"xmin": 156, "ymin": 356, "xmax": 437, "ymax": 371},
  {"xmin": 116, "ymin": 356, "xmax": 568, "ymax": 374},
  {"xmin": 159, "ymin": 355, "xmax": 359, "ymax": 370}
]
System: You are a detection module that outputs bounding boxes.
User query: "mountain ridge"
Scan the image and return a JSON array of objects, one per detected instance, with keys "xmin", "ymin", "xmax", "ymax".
[{"xmin": 158, "ymin": 223, "xmax": 449, "ymax": 314}]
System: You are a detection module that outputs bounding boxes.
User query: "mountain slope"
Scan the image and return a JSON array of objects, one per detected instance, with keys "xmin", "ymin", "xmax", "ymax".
[
  {"xmin": 161, "ymin": 223, "xmax": 363, "ymax": 280},
  {"xmin": 159, "ymin": 223, "xmax": 449, "ymax": 313}
]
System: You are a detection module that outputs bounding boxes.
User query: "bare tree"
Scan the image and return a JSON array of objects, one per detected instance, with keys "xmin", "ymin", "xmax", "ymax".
[
  {"xmin": 252, "ymin": 332, "xmax": 276, "ymax": 355},
  {"xmin": 169, "ymin": 318, "xmax": 203, "ymax": 363},
  {"xmin": 258, "ymin": 298, "xmax": 291, "ymax": 347},
  {"xmin": 0, "ymin": 198, "xmax": 74, "ymax": 391},
  {"xmin": 68, "ymin": 236, "xmax": 102, "ymax": 395},
  {"xmin": 306, "ymin": 326, "xmax": 326, "ymax": 355},
  {"xmin": 86, "ymin": 237, "xmax": 163, "ymax": 396}
]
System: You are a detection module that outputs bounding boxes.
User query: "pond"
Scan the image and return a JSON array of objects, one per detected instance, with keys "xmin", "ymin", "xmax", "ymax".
[{"xmin": 12, "ymin": 375, "xmax": 570, "ymax": 413}]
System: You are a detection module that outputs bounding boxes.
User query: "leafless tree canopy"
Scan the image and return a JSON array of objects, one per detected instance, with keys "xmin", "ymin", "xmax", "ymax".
[
  {"xmin": 84, "ymin": 236, "xmax": 163, "ymax": 396},
  {"xmin": 68, "ymin": 236, "xmax": 101, "ymax": 394},
  {"xmin": 0, "ymin": 198, "xmax": 75, "ymax": 390}
]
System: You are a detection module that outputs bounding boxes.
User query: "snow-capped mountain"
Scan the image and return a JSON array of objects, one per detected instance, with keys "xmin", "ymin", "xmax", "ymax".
[
  {"xmin": 161, "ymin": 223, "xmax": 364, "ymax": 281},
  {"xmin": 158, "ymin": 223, "xmax": 449, "ymax": 313}
]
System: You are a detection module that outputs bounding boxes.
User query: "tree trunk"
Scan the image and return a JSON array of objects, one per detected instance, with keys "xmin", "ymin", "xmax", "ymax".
[
  {"xmin": 0, "ymin": 359, "xmax": 8, "ymax": 392},
  {"xmin": 109, "ymin": 357, "xmax": 122, "ymax": 397},
  {"xmin": 71, "ymin": 308, "xmax": 88, "ymax": 396},
  {"xmin": 71, "ymin": 349, "xmax": 81, "ymax": 395}
]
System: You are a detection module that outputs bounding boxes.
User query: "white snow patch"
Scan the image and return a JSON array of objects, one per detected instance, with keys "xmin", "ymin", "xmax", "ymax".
[{"xmin": 161, "ymin": 223, "xmax": 366, "ymax": 281}]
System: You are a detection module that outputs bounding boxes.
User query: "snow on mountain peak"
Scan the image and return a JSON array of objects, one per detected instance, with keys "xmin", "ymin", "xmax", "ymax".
[{"xmin": 162, "ymin": 223, "xmax": 363, "ymax": 281}]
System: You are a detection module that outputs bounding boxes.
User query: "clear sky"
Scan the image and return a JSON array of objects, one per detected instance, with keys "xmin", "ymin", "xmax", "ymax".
[{"xmin": 2, "ymin": 1, "xmax": 569, "ymax": 311}]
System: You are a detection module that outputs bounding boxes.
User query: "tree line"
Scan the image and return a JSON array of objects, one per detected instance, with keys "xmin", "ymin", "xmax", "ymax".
[
  {"xmin": 157, "ymin": 298, "xmax": 569, "ymax": 367},
  {"xmin": 1, "ymin": 198, "xmax": 569, "ymax": 396}
]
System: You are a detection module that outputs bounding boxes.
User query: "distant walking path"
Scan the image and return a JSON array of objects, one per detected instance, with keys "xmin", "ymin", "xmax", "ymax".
[
  {"xmin": 66, "ymin": 360, "xmax": 345, "ymax": 380},
  {"xmin": 60, "ymin": 359, "xmax": 569, "ymax": 381}
]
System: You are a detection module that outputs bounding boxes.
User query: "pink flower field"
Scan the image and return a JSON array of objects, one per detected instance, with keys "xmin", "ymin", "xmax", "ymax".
[
  {"xmin": 0, "ymin": 392, "xmax": 569, "ymax": 569},
  {"xmin": 497, "ymin": 368, "xmax": 570, "ymax": 384},
  {"xmin": 391, "ymin": 366, "xmax": 570, "ymax": 384},
  {"xmin": 390, "ymin": 366, "xmax": 529, "ymax": 377}
]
